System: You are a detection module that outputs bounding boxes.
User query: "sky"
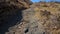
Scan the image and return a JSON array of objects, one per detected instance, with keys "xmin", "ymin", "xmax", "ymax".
[{"xmin": 31, "ymin": 0, "xmax": 60, "ymax": 2}]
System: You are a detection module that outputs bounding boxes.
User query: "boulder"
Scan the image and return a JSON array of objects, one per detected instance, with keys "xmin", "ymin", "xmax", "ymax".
[{"xmin": 0, "ymin": 0, "xmax": 32, "ymax": 25}]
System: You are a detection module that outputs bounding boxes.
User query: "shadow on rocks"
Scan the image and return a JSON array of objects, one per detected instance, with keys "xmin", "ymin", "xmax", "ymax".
[{"xmin": 0, "ymin": 2, "xmax": 26, "ymax": 34}]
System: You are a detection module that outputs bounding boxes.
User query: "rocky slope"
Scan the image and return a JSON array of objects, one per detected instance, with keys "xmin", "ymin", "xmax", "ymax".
[
  {"xmin": 0, "ymin": 0, "xmax": 32, "ymax": 34},
  {"xmin": 0, "ymin": 0, "xmax": 32, "ymax": 24},
  {"xmin": 0, "ymin": 1, "xmax": 60, "ymax": 34},
  {"xmin": 4, "ymin": 2, "xmax": 60, "ymax": 34}
]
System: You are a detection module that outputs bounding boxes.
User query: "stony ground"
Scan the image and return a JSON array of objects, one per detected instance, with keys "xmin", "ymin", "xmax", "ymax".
[
  {"xmin": 0, "ymin": 0, "xmax": 60, "ymax": 34},
  {"xmin": 4, "ymin": 2, "xmax": 60, "ymax": 34}
]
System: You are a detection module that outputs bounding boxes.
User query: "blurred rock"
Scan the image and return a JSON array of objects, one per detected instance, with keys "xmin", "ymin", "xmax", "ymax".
[
  {"xmin": 1, "ymin": 1, "xmax": 60, "ymax": 34},
  {"xmin": 0, "ymin": 0, "xmax": 32, "ymax": 24}
]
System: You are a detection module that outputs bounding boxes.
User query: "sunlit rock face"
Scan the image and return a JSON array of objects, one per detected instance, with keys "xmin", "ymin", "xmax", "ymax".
[{"xmin": 4, "ymin": 2, "xmax": 60, "ymax": 34}]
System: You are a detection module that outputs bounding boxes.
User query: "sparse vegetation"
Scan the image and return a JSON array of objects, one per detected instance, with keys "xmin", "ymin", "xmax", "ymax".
[{"xmin": 0, "ymin": 0, "xmax": 60, "ymax": 34}]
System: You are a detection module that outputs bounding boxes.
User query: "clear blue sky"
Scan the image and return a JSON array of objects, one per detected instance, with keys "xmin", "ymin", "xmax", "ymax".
[{"xmin": 31, "ymin": 0, "xmax": 60, "ymax": 2}]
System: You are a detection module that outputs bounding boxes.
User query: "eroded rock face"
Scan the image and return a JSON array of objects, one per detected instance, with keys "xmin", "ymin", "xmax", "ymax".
[
  {"xmin": 0, "ymin": 0, "xmax": 32, "ymax": 24},
  {"xmin": 5, "ymin": 2, "xmax": 60, "ymax": 34},
  {"xmin": 0, "ymin": 0, "xmax": 32, "ymax": 34}
]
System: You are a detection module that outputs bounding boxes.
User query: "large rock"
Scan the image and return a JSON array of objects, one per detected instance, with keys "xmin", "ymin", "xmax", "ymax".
[
  {"xmin": 0, "ymin": 0, "xmax": 32, "ymax": 24},
  {"xmin": 5, "ymin": 2, "xmax": 60, "ymax": 34}
]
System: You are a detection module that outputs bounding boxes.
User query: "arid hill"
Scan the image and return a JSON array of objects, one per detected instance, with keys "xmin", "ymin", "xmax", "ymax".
[{"xmin": 0, "ymin": 1, "xmax": 60, "ymax": 34}]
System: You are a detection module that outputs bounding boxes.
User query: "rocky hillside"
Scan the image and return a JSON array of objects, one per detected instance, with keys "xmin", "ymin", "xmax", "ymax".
[
  {"xmin": 0, "ymin": 0, "xmax": 32, "ymax": 24},
  {"xmin": 0, "ymin": 0, "xmax": 32, "ymax": 34},
  {"xmin": 0, "ymin": 0, "xmax": 60, "ymax": 34}
]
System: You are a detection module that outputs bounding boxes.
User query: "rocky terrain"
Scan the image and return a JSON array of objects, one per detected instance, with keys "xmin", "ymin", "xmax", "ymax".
[
  {"xmin": 0, "ymin": 0, "xmax": 32, "ymax": 34},
  {"xmin": 0, "ymin": 0, "xmax": 32, "ymax": 24},
  {"xmin": 0, "ymin": 0, "xmax": 60, "ymax": 34}
]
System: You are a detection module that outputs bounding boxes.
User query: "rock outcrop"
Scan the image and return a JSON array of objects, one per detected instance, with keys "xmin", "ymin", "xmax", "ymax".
[
  {"xmin": 0, "ymin": 0, "xmax": 32, "ymax": 34},
  {"xmin": 0, "ymin": 1, "xmax": 60, "ymax": 34},
  {"xmin": 5, "ymin": 2, "xmax": 60, "ymax": 34},
  {"xmin": 0, "ymin": 0, "xmax": 32, "ymax": 24}
]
